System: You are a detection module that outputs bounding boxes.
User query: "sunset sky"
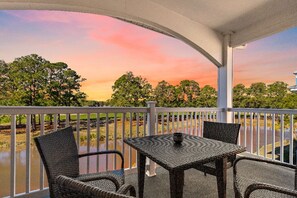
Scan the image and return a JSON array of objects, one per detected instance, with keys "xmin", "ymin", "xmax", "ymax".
[{"xmin": 1, "ymin": 10, "xmax": 297, "ymax": 101}]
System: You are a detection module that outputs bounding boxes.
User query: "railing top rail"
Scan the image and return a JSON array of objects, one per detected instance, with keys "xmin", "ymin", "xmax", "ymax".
[
  {"xmin": 156, "ymin": 107, "xmax": 223, "ymax": 113},
  {"xmin": 229, "ymin": 108, "xmax": 297, "ymax": 114},
  {"xmin": 0, "ymin": 106, "xmax": 149, "ymax": 115},
  {"xmin": 3, "ymin": 106, "xmax": 297, "ymax": 115}
]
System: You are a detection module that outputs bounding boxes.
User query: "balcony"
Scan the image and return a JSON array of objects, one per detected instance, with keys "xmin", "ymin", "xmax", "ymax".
[
  {"xmin": 1, "ymin": 0, "xmax": 297, "ymax": 197},
  {"xmin": 0, "ymin": 105, "xmax": 296, "ymax": 197}
]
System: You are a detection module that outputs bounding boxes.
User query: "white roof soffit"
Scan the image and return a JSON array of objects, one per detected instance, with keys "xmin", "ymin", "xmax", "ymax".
[
  {"xmin": 1, "ymin": 0, "xmax": 297, "ymax": 67},
  {"xmin": 148, "ymin": 0, "xmax": 297, "ymax": 47},
  {"xmin": 228, "ymin": 0, "xmax": 297, "ymax": 47}
]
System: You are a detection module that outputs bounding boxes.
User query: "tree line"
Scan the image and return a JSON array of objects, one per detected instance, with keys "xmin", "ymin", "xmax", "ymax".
[
  {"xmin": 108, "ymin": 71, "xmax": 216, "ymax": 107},
  {"xmin": 109, "ymin": 72, "xmax": 297, "ymax": 109},
  {"xmin": 1, "ymin": 55, "xmax": 297, "ymax": 110}
]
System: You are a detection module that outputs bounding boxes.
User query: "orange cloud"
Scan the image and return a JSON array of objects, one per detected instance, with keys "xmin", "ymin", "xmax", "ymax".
[{"xmin": 234, "ymin": 47, "xmax": 297, "ymax": 86}]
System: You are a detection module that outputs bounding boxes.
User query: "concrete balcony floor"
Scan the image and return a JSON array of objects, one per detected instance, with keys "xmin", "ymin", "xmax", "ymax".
[
  {"xmin": 125, "ymin": 167, "xmax": 235, "ymax": 198},
  {"xmin": 124, "ymin": 153, "xmax": 295, "ymax": 198}
]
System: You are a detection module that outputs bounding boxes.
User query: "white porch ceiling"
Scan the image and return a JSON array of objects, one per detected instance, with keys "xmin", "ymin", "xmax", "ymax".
[
  {"xmin": 150, "ymin": 0, "xmax": 297, "ymax": 46},
  {"xmin": 0, "ymin": 0, "xmax": 297, "ymax": 66}
]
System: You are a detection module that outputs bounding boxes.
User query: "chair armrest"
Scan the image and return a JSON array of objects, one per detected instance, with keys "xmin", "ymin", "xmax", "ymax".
[
  {"xmin": 56, "ymin": 175, "xmax": 133, "ymax": 198},
  {"xmin": 79, "ymin": 150, "xmax": 124, "ymax": 169},
  {"xmin": 244, "ymin": 183, "xmax": 297, "ymax": 198},
  {"xmin": 233, "ymin": 156, "xmax": 296, "ymax": 176},
  {"xmin": 117, "ymin": 184, "xmax": 136, "ymax": 197},
  {"xmin": 75, "ymin": 174, "xmax": 121, "ymax": 190}
]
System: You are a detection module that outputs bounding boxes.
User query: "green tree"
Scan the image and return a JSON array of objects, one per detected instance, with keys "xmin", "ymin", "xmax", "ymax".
[
  {"xmin": 9, "ymin": 54, "xmax": 49, "ymax": 106},
  {"xmin": 177, "ymin": 80, "xmax": 200, "ymax": 107},
  {"xmin": 233, "ymin": 84, "xmax": 247, "ymax": 108},
  {"xmin": 110, "ymin": 72, "xmax": 152, "ymax": 107},
  {"xmin": 197, "ymin": 85, "xmax": 217, "ymax": 107},
  {"xmin": 246, "ymin": 82, "xmax": 267, "ymax": 108},
  {"xmin": 283, "ymin": 93, "xmax": 297, "ymax": 109},
  {"xmin": 0, "ymin": 60, "xmax": 12, "ymax": 105},
  {"xmin": 154, "ymin": 80, "xmax": 178, "ymax": 107},
  {"xmin": 8, "ymin": 54, "xmax": 50, "ymax": 128},
  {"xmin": 46, "ymin": 62, "xmax": 86, "ymax": 106},
  {"xmin": 267, "ymin": 81, "xmax": 288, "ymax": 108}
]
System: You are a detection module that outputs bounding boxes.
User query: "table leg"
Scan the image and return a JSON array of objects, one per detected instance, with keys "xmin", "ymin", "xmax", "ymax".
[
  {"xmin": 169, "ymin": 170, "xmax": 184, "ymax": 198},
  {"xmin": 137, "ymin": 152, "xmax": 146, "ymax": 198},
  {"xmin": 215, "ymin": 157, "xmax": 227, "ymax": 198}
]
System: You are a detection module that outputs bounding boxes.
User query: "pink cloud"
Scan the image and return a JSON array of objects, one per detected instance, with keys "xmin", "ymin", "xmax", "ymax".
[{"xmin": 89, "ymin": 25, "xmax": 168, "ymax": 64}]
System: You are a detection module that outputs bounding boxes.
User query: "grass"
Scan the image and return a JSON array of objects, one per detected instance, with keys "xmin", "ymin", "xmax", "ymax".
[
  {"xmin": 235, "ymin": 114, "xmax": 297, "ymax": 130},
  {"xmin": 0, "ymin": 119, "xmax": 147, "ymax": 151},
  {"xmin": 0, "ymin": 113, "xmax": 136, "ymax": 126},
  {"xmin": 0, "ymin": 116, "xmax": 195, "ymax": 151}
]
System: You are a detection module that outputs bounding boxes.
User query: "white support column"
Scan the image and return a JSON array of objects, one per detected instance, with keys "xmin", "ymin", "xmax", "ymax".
[
  {"xmin": 146, "ymin": 101, "xmax": 157, "ymax": 177},
  {"xmin": 218, "ymin": 34, "xmax": 233, "ymax": 123}
]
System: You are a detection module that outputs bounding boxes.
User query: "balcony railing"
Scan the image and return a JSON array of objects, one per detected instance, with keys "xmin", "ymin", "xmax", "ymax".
[
  {"xmin": 230, "ymin": 108, "xmax": 297, "ymax": 164},
  {"xmin": 0, "ymin": 105, "xmax": 296, "ymax": 197}
]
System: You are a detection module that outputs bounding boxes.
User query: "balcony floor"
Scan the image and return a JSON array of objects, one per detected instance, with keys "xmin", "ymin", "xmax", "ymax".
[
  {"xmin": 124, "ymin": 152, "xmax": 294, "ymax": 198},
  {"xmin": 125, "ymin": 167, "xmax": 235, "ymax": 198}
]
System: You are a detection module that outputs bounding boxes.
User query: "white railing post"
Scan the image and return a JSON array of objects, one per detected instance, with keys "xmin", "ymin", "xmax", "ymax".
[
  {"xmin": 146, "ymin": 101, "xmax": 157, "ymax": 177},
  {"xmin": 10, "ymin": 114, "xmax": 16, "ymax": 197},
  {"xmin": 217, "ymin": 34, "xmax": 233, "ymax": 123}
]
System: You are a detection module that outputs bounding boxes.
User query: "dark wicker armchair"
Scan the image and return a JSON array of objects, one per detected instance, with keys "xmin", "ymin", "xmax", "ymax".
[
  {"xmin": 56, "ymin": 175, "xmax": 136, "ymax": 198},
  {"xmin": 194, "ymin": 121, "xmax": 241, "ymax": 176},
  {"xmin": 233, "ymin": 156, "xmax": 297, "ymax": 198},
  {"xmin": 34, "ymin": 126, "xmax": 125, "ymax": 198}
]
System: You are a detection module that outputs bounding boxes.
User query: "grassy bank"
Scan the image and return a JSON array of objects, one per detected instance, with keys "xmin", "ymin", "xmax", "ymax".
[{"xmin": 0, "ymin": 119, "xmax": 147, "ymax": 151}]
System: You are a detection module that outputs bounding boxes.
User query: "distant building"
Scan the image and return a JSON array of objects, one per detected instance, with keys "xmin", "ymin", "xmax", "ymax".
[{"xmin": 289, "ymin": 71, "xmax": 297, "ymax": 92}]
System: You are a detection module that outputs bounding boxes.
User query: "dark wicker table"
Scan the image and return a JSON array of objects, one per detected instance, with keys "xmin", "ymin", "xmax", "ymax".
[{"xmin": 124, "ymin": 134, "xmax": 245, "ymax": 198}]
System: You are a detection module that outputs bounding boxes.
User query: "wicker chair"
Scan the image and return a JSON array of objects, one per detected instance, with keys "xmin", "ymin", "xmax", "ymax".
[
  {"xmin": 193, "ymin": 121, "xmax": 241, "ymax": 176},
  {"xmin": 233, "ymin": 156, "xmax": 297, "ymax": 198},
  {"xmin": 34, "ymin": 126, "xmax": 125, "ymax": 198},
  {"xmin": 55, "ymin": 175, "xmax": 136, "ymax": 198}
]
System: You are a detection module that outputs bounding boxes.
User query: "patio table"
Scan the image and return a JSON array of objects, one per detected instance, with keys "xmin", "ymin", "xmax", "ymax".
[{"xmin": 124, "ymin": 134, "xmax": 245, "ymax": 198}]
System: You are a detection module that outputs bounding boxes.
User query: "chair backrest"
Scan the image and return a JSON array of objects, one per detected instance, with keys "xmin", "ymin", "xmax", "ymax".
[
  {"xmin": 56, "ymin": 175, "xmax": 134, "ymax": 198},
  {"xmin": 34, "ymin": 127, "xmax": 80, "ymax": 184},
  {"xmin": 203, "ymin": 121, "xmax": 241, "ymax": 144}
]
